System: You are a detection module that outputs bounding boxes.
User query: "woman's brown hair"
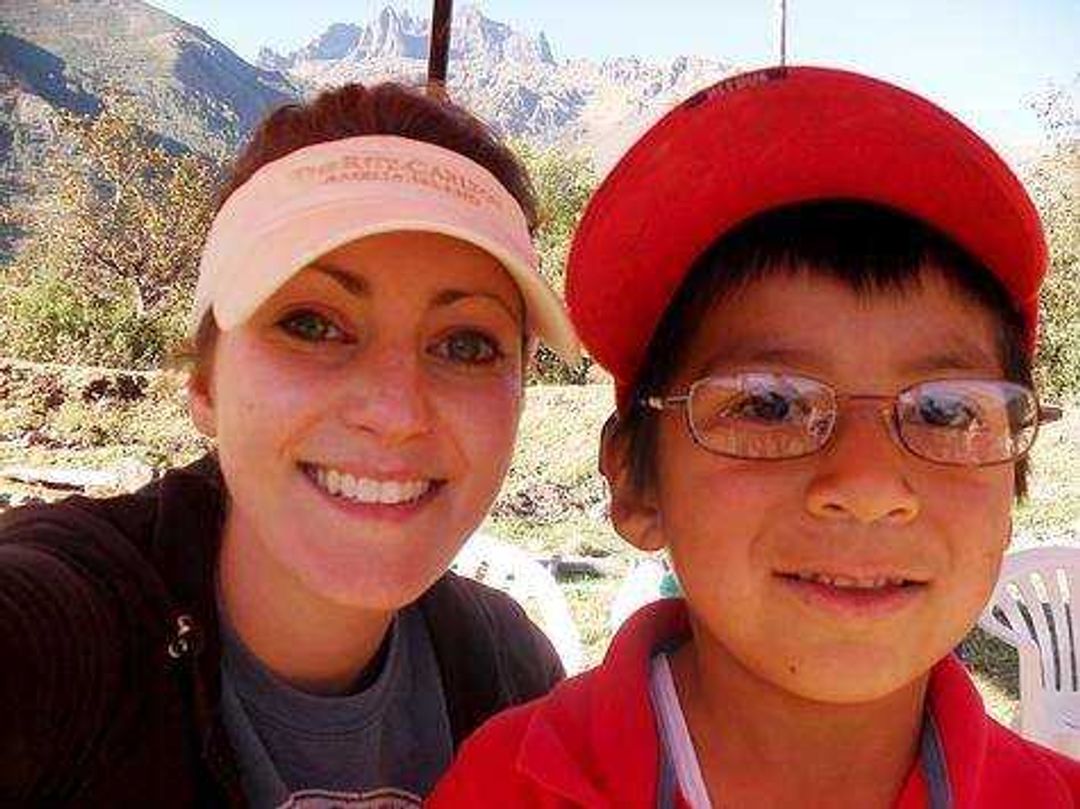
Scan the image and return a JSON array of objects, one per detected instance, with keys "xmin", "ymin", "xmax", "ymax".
[{"xmin": 190, "ymin": 82, "xmax": 538, "ymax": 380}]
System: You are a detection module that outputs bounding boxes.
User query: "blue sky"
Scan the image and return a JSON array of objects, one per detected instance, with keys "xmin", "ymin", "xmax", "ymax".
[{"xmin": 152, "ymin": 0, "xmax": 1078, "ymax": 158}]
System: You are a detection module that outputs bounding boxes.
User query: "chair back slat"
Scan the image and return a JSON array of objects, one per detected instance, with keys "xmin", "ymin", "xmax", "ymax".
[
  {"xmin": 1065, "ymin": 568, "xmax": 1080, "ymax": 692},
  {"xmin": 1043, "ymin": 566, "xmax": 1073, "ymax": 692},
  {"xmin": 1013, "ymin": 573, "xmax": 1060, "ymax": 689}
]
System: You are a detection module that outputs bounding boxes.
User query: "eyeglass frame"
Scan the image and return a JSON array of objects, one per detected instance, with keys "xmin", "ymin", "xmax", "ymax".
[{"xmin": 642, "ymin": 373, "xmax": 1063, "ymax": 467}]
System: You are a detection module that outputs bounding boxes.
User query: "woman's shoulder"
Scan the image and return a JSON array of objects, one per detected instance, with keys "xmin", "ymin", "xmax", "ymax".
[
  {"xmin": 416, "ymin": 571, "xmax": 565, "ymax": 745},
  {"xmin": 0, "ymin": 455, "xmax": 225, "ymax": 672},
  {"xmin": 0, "ymin": 470, "xmax": 201, "ymax": 799},
  {"xmin": 0, "ymin": 453, "xmax": 221, "ymax": 557},
  {"xmin": 422, "ymin": 570, "xmax": 558, "ymax": 650}
]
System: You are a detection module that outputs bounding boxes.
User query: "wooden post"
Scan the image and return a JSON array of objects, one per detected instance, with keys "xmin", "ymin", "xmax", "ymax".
[
  {"xmin": 427, "ymin": 0, "xmax": 453, "ymax": 99},
  {"xmin": 777, "ymin": 0, "xmax": 788, "ymax": 67}
]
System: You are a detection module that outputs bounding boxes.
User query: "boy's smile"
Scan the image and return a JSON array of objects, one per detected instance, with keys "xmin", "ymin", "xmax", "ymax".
[{"xmin": 636, "ymin": 268, "xmax": 1014, "ymax": 704}]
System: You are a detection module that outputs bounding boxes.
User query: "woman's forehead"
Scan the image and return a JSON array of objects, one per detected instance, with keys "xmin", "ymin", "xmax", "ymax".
[{"xmin": 279, "ymin": 232, "xmax": 525, "ymax": 316}]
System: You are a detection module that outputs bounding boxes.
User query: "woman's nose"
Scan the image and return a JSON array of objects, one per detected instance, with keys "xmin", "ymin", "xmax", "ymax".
[{"xmin": 336, "ymin": 345, "xmax": 435, "ymax": 443}]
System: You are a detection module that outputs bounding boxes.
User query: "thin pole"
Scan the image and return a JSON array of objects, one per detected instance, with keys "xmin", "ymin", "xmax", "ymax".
[
  {"xmin": 777, "ymin": 0, "xmax": 788, "ymax": 67},
  {"xmin": 428, "ymin": 0, "xmax": 453, "ymax": 98}
]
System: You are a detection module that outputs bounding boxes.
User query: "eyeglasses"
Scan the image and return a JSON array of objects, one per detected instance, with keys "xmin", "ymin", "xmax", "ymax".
[{"xmin": 643, "ymin": 373, "xmax": 1062, "ymax": 466}]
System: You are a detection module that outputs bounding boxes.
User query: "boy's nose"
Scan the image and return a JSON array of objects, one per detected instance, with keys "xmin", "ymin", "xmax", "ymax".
[
  {"xmin": 804, "ymin": 404, "xmax": 920, "ymax": 526},
  {"xmin": 336, "ymin": 347, "xmax": 435, "ymax": 443}
]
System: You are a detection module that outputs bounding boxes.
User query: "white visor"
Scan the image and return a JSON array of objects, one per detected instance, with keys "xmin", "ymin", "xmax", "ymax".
[{"xmin": 192, "ymin": 135, "xmax": 579, "ymax": 363}]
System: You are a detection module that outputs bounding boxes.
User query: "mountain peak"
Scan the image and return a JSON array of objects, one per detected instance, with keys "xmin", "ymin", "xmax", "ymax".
[
  {"xmin": 268, "ymin": 4, "xmax": 556, "ymax": 73},
  {"xmin": 452, "ymin": 4, "xmax": 554, "ymax": 65},
  {"xmin": 251, "ymin": 2, "xmax": 732, "ymax": 163}
]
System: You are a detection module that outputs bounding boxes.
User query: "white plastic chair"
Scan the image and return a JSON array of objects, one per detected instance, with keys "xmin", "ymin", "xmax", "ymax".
[
  {"xmin": 452, "ymin": 532, "xmax": 583, "ymax": 674},
  {"xmin": 978, "ymin": 545, "xmax": 1080, "ymax": 757},
  {"xmin": 608, "ymin": 557, "xmax": 670, "ymax": 633}
]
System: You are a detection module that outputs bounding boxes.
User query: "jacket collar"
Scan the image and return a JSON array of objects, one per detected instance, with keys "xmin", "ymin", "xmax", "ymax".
[
  {"xmin": 515, "ymin": 598, "xmax": 1012, "ymax": 808},
  {"xmin": 518, "ymin": 598, "xmax": 690, "ymax": 805},
  {"xmin": 918, "ymin": 654, "xmax": 990, "ymax": 808}
]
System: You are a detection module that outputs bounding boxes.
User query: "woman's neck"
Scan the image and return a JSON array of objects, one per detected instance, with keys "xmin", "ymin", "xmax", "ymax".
[
  {"xmin": 671, "ymin": 628, "xmax": 928, "ymax": 809},
  {"xmin": 217, "ymin": 508, "xmax": 394, "ymax": 696}
]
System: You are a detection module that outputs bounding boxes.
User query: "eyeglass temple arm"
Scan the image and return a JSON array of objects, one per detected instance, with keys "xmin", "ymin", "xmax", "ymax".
[
  {"xmin": 1039, "ymin": 404, "xmax": 1063, "ymax": 425},
  {"xmin": 642, "ymin": 394, "xmax": 690, "ymax": 411}
]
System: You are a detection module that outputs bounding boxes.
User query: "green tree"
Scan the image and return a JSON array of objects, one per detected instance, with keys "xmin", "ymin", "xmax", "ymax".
[
  {"xmin": 2, "ymin": 98, "xmax": 221, "ymax": 368},
  {"xmin": 1028, "ymin": 79, "xmax": 1080, "ymax": 399},
  {"xmin": 514, "ymin": 141, "xmax": 598, "ymax": 384}
]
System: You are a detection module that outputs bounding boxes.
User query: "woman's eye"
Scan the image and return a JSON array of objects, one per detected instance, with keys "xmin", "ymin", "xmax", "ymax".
[
  {"xmin": 276, "ymin": 310, "xmax": 348, "ymax": 343},
  {"xmin": 432, "ymin": 330, "xmax": 503, "ymax": 366}
]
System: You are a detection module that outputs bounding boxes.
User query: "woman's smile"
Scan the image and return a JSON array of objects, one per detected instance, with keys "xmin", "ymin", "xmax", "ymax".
[
  {"xmin": 300, "ymin": 461, "xmax": 447, "ymax": 522},
  {"xmin": 198, "ymin": 231, "xmax": 527, "ymax": 609}
]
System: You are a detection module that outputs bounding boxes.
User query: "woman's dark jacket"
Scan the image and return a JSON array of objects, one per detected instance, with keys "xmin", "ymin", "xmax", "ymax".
[{"xmin": 0, "ymin": 455, "xmax": 564, "ymax": 806}]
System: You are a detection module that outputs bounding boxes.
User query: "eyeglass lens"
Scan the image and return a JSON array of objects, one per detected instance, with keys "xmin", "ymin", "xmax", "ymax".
[{"xmin": 686, "ymin": 373, "xmax": 1039, "ymax": 464}]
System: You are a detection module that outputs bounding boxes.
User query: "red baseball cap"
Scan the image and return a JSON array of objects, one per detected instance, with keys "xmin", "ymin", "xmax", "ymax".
[{"xmin": 566, "ymin": 66, "xmax": 1046, "ymax": 408}]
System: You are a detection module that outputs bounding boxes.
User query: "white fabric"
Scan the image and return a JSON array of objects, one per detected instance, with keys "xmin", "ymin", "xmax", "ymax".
[{"xmin": 649, "ymin": 654, "xmax": 713, "ymax": 809}]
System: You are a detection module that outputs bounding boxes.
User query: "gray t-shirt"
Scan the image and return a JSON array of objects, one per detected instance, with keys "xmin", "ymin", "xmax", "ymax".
[{"xmin": 219, "ymin": 604, "xmax": 453, "ymax": 808}]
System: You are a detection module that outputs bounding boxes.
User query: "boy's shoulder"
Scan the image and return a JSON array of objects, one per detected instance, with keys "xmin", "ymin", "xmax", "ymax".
[
  {"xmin": 429, "ymin": 599, "xmax": 689, "ymax": 806},
  {"xmin": 928, "ymin": 654, "xmax": 1080, "ymax": 806},
  {"xmin": 428, "ymin": 653, "xmax": 637, "ymax": 807},
  {"xmin": 981, "ymin": 719, "xmax": 1080, "ymax": 805}
]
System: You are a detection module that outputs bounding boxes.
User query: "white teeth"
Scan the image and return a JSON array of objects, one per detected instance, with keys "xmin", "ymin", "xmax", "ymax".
[
  {"xmin": 795, "ymin": 572, "xmax": 909, "ymax": 589},
  {"xmin": 308, "ymin": 465, "xmax": 432, "ymax": 505},
  {"xmin": 343, "ymin": 475, "xmax": 359, "ymax": 498},
  {"xmin": 324, "ymin": 468, "xmax": 341, "ymax": 495}
]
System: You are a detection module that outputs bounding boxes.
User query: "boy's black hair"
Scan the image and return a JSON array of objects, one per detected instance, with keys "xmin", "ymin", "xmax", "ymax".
[{"xmin": 615, "ymin": 200, "xmax": 1033, "ymax": 497}]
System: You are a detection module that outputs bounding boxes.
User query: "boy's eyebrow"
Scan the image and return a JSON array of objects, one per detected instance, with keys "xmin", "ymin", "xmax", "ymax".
[
  {"xmin": 696, "ymin": 344, "xmax": 825, "ymax": 373},
  {"xmin": 695, "ymin": 339, "xmax": 1000, "ymax": 377},
  {"xmin": 899, "ymin": 344, "xmax": 1001, "ymax": 376}
]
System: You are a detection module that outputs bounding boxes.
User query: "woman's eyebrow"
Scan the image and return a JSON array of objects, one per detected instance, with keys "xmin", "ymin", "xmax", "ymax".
[
  {"xmin": 431, "ymin": 289, "xmax": 523, "ymax": 324},
  {"xmin": 308, "ymin": 263, "xmax": 370, "ymax": 299}
]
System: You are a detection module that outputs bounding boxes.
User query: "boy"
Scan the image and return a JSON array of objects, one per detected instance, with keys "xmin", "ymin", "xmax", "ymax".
[{"xmin": 429, "ymin": 67, "xmax": 1080, "ymax": 807}]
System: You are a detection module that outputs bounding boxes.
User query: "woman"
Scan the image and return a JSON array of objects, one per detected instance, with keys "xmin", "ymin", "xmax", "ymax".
[{"xmin": 0, "ymin": 82, "xmax": 577, "ymax": 807}]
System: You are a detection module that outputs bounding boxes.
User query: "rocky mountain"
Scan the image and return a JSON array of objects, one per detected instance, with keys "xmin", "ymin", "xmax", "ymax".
[
  {"xmin": 0, "ymin": 0, "xmax": 298, "ymax": 256},
  {"xmin": 257, "ymin": 5, "xmax": 734, "ymax": 167},
  {"xmin": 0, "ymin": 0, "xmax": 736, "ymax": 258},
  {"xmin": 1, "ymin": 0, "xmax": 295, "ymax": 155},
  {"xmin": 2, "ymin": 0, "xmax": 736, "ymax": 171}
]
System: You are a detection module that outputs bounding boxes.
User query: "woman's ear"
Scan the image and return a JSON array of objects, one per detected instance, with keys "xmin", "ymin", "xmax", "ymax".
[
  {"xmin": 600, "ymin": 413, "xmax": 666, "ymax": 553},
  {"xmin": 187, "ymin": 370, "xmax": 217, "ymax": 438}
]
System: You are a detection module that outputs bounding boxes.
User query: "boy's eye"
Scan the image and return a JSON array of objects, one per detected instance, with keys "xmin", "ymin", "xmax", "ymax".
[
  {"xmin": 911, "ymin": 392, "xmax": 981, "ymax": 430},
  {"xmin": 277, "ymin": 310, "xmax": 348, "ymax": 343},
  {"xmin": 720, "ymin": 382, "xmax": 810, "ymax": 427},
  {"xmin": 431, "ymin": 330, "xmax": 503, "ymax": 366},
  {"xmin": 730, "ymin": 390, "xmax": 799, "ymax": 424}
]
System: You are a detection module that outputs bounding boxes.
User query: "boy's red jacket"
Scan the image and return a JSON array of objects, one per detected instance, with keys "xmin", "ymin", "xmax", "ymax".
[{"xmin": 428, "ymin": 599, "xmax": 1080, "ymax": 808}]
